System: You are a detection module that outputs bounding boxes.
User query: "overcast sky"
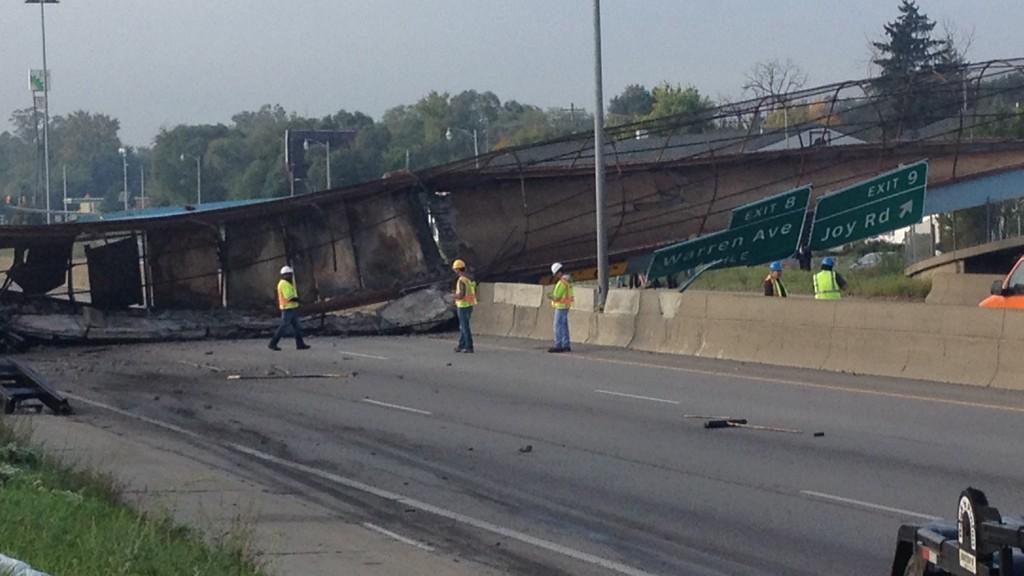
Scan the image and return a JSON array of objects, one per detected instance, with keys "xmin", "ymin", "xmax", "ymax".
[{"xmin": 2, "ymin": 1, "xmax": 1022, "ymax": 146}]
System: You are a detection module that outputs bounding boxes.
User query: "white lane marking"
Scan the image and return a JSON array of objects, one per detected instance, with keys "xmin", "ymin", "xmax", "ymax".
[
  {"xmin": 65, "ymin": 393, "xmax": 660, "ymax": 576},
  {"xmin": 363, "ymin": 522, "xmax": 435, "ymax": 551},
  {"xmin": 594, "ymin": 389, "xmax": 680, "ymax": 405},
  {"xmin": 800, "ymin": 490, "xmax": 940, "ymax": 521},
  {"xmin": 476, "ymin": 342, "xmax": 1024, "ymax": 415},
  {"xmin": 361, "ymin": 398, "xmax": 433, "ymax": 416},
  {"xmin": 338, "ymin": 350, "xmax": 389, "ymax": 360}
]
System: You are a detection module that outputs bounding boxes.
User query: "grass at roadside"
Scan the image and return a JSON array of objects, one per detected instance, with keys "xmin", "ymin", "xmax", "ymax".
[
  {"xmin": 689, "ymin": 255, "xmax": 931, "ymax": 300},
  {"xmin": 0, "ymin": 418, "xmax": 265, "ymax": 576}
]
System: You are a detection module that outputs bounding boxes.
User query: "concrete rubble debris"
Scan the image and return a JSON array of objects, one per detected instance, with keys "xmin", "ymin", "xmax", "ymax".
[
  {"xmin": 378, "ymin": 287, "xmax": 453, "ymax": 333},
  {"xmin": 0, "ymin": 287, "xmax": 455, "ymax": 346}
]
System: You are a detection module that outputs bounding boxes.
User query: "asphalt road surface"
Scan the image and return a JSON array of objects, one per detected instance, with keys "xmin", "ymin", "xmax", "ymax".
[{"xmin": 22, "ymin": 334, "xmax": 1024, "ymax": 575}]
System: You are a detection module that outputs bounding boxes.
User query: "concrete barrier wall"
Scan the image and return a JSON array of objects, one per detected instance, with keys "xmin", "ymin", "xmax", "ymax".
[
  {"xmin": 474, "ymin": 282, "xmax": 1022, "ymax": 390},
  {"xmin": 925, "ymin": 273, "xmax": 1003, "ymax": 306},
  {"xmin": 993, "ymin": 313, "xmax": 1024, "ymax": 391},
  {"xmin": 471, "ymin": 283, "xmax": 513, "ymax": 337},
  {"xmin": 591, "ymin": 290, "xmax": 639, "ymax": 348}
]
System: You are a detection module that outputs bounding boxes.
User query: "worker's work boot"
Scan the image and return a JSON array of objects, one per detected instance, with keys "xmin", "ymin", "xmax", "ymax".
[
  {"xmin": 297, "ymin": 343, "xmax": 311, "ymax": 350},
  {"xmin": 268, "ymin": 342, "xmax": 281, "ymax": 351}
]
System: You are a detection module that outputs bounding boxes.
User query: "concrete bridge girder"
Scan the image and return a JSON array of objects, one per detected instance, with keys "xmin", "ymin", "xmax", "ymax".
[{"xmin": 439, "ymin": 142, "xmax": 1024, "ymax": 277}]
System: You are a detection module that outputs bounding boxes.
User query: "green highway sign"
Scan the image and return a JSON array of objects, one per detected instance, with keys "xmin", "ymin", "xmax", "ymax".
[
  {"xmin": 647, "ymin": 190, "xmax": 809, "ymax": 279},
  {"xmin": 810, "ymin": 160, "xmax": 928, "ymax": 250},
  {"xmin": 730, "ymin": 186, "xmax": 811, "ymax": 229},
  {"xmin": 29, "ymin": 69, "xmax": 49, "ymax": 93}
]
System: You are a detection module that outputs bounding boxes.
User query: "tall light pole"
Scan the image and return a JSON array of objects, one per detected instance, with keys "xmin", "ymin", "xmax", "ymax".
[
  {"xmin": 118, "ymin": 147, "xmax": 129, "ymax": 211},
  {"xmin": 61, "ymin": 164, "xmax": 67, "ymax": 218},
  {"xmin": 26, "ymin": 0, "xmax": 58, "ymax": 223},
  {"xmin": 593, "ymin": 0, "xmax": 609, "ymax": 307},
  {"xmin": 445, "ymin": 127, "xmax": 480, "ymax": 169},
  {"xmin": 140, "ymin": 164, "xmax": 146, "ymax": 209},
  {"xmin": 180, "ymin": 153, "xmax": 202, "ymax": 204}
]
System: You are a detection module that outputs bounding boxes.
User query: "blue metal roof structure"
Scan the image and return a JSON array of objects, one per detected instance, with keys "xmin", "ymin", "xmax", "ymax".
[{"xmin": 99, "ymin": 198, "xmax": 275, "ymax": 221}]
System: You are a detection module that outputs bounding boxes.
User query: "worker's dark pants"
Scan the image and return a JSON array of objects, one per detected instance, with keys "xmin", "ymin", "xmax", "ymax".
[
  {"xmin": 457, "ymin": 306, "xmax": 474, "ymax": 351},
  {"xmin": 553, "ymin": 308, "xmax": 571, "ymax": 349},
  {"xmin": 270, "ymin": 308, "xmax": 306, "ymax": 348}
]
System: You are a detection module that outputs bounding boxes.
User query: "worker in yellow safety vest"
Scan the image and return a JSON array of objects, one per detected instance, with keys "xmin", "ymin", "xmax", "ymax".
[
  {"xmin": 547, "ymin": 262, "xmax": 574, "ymax": 353},
  {"xmin": 813, "ymin": 256, "xmax": 847, "ymax": 300},
  {"xmin": 452, "ymin": 259, "xmax": 476, "ymax": 353},
  {"xmin": 268, "ymin": 265, "xmax": 310, "ymax": 351},
  {"xmin": 763, "ymin": 261, "xmax": 788, "ymax": 297}
]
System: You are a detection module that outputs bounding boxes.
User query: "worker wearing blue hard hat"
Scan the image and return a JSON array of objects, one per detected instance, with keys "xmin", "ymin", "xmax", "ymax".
[
  {"xmin": 814, "ymin": 256, "xmax": 847, "ymax": 300},
  {"xmin": 763, "ymin": 261, "xmax": 788, "ymax": 297}
]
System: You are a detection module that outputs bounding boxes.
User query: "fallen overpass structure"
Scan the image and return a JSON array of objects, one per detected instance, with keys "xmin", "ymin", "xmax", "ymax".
[{"xmin": 2, "ymin": 60, "xmax": 1024, "ymax": 324}]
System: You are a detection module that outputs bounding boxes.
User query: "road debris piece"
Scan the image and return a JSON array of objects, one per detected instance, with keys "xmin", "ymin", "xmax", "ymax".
[
  {"xmin": 176, "ymin": 360, "xmax": 225, "ymax": 373},
  {"xmin": 702, "ymin": 418, "xmax": 801, "ymax": 434},
  {"xmin": 703, "ymin": 419, "xmax": 748, "ymax": 428},
  {"xmin": 0, "ymin": 359, "xmax": 72, "ymax": 415},
  {"xmin": 519, "ymin": 444, "xmax": 533, "ymax": 453},
  {"xmin": 226, "ymin": 373, "xmax": 347, "ymax": 381}
]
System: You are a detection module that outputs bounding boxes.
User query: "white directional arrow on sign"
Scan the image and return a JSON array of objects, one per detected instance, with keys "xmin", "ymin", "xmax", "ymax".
[{"xmin": 899, "ymin": 200, "xmax": 914, "ymax": 218}]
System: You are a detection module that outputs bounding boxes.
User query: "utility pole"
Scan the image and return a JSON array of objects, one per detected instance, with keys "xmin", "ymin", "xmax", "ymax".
[
  {"xmin": 61, "ymin": 164, "xmax": 67, "ymax": 218},
  {"xmin": 140, "ymin": 164, "xmax": 145, "ymax": 209},
  {"xmin": 592, "ymin": 0, "xmax": 609, "ymax": 307}
]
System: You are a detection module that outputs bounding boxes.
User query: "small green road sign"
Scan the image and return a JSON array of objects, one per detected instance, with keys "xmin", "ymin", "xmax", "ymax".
[
  {"xmin": 730, "ymin": 185, "xmax": 811, "ymax": 229},
  {"xmin": 647, "ymin": 188, "xmax": 809, "ymax": 279},
  {"xmin": 29, "ymin": 69, "xmax": 49, "ymax": 93},
  {"xmin": 810, "ymin": 161, "xmax": 928, "ymax": 250}
]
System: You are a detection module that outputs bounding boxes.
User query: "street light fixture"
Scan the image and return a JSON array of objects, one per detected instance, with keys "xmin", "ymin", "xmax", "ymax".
[
  {"xmin": 445, "ymin": 127, "xmax": 480, "ymax": 169},
  {"xmin": 25, "ymin": 0, "xmax": 59, "ymax": 223},
  {"xmin": 179, "ymin": 153, "xmax": 202, "ymax": 205},
  {"xmin": 303, "ymin": 139, "xmax": 331, "ymax": 190},
  {"xmin": 118, "ymin": 147, "xmax": 129, "ymax": 211}
]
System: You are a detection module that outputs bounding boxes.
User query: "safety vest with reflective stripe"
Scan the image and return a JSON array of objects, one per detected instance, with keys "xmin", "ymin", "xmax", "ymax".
[
  {"xmin": 765, "ymin": 275, "xmax": 788, "ymax": 298},
  {"xmin": 813, "ymin": 270, "xmax": 841, "ymax": 300},
  {"xmin": 278, "ymin": 279, "xmax": 300, "ymax": 310},
  {"xmin": 455, "ymin": 275, "xmax": 477, "ymax": 308},
  {"xmin": 551, "ymin": 276, "xmax": 574, "ymax": 310}
]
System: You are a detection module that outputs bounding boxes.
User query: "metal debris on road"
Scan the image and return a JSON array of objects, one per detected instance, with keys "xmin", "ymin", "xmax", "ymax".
[
  {"xmin": 226, "ymin": 373, "xmax": 348, "ymax": 381},
  {"xmin": 700, "ymin": 418, "xmax": 802, "ymax": 434},
  {"xmin": 176, "ymin": 360, "xmax": 225, "ymax": 373}
]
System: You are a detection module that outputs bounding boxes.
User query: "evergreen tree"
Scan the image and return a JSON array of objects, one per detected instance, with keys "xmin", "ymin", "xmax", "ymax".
[{"xmin": 870, "ymin": 0, "xmax": 947, "ymax": 131}]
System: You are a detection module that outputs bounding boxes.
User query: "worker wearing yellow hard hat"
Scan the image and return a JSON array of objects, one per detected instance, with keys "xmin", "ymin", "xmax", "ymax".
[{"xmin": 452, "ymin": 259, "xmax": 477, "ymax": 353}]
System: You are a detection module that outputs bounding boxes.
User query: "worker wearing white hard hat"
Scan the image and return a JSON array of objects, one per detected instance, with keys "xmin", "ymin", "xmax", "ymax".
[
  {"xmin": 268, "ymin": 265, "xmax": 310, "ymax": 351},
  {"xmin": 547, "ymin": 262, "xmax": 574, "ymax": 353}
]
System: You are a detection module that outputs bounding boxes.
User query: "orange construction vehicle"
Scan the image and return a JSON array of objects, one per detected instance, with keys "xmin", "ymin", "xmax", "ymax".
[{"xmin": 979, "ymin": 254, "xmax": 1024, "ymax": 309}]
